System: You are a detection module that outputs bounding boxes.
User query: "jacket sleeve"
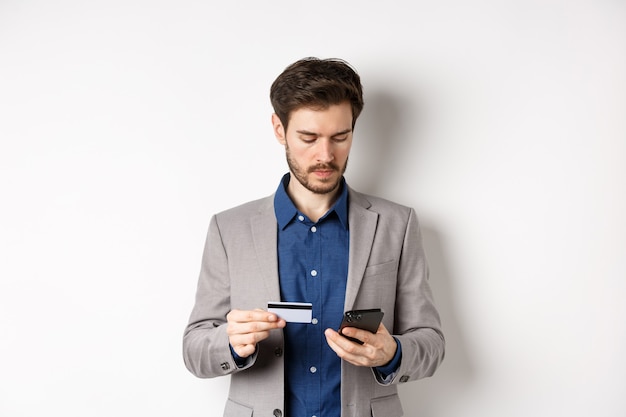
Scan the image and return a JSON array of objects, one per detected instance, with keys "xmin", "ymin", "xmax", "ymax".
[
  {"xmin": 182, "ymin": 215, "xmax": 257, "ymax": 378},
  {"xmin": 388, "ymin": 208, "xmax": 445, "ymax": 384}
]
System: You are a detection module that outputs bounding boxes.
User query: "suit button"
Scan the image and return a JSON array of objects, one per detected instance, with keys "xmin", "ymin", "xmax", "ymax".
[
  {"xmin": 274, "ymin": 347, "xmax": 283, "ymax": 357},
  {"xmin": 220, "ymin": 362, "xmax": 230, "ymax": 371},
  {"xmin": 273, "ymin": 409, "xmax": 282, "ymax": 417},
  {"xmin": 399, "ymin": 375, "xmax": 409, "ymax": 383}
]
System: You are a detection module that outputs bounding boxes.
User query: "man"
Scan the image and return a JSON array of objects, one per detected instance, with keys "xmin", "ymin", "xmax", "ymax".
[{"xmin": 183, "ymin": 57, "xmax": 444, "ymax": 417}]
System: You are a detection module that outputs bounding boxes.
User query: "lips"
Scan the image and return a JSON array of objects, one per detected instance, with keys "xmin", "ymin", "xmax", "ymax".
[{"xmin": 312, "ymin": 169, "xmax": 335, "ymax": 179}]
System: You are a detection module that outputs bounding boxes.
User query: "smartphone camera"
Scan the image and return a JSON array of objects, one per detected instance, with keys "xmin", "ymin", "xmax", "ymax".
[{"xmin": 346, "ymin": 311, "xmax": 362, "ymax": 323}]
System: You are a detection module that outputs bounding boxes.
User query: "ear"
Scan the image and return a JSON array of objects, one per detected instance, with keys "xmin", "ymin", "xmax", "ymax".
[{"xmin": 272, "ymin": 113, "xmax": 286, "ymax": 145}]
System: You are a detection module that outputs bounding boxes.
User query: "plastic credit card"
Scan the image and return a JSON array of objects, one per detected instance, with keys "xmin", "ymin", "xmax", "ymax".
[{"xmin": 267, "ymin": 301, "xmax": 312, "ymax": 323}]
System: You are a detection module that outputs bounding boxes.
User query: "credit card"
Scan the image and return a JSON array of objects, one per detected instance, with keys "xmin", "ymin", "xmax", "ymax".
[{"xmin": 267, "ymin": 301, "xmax": 312, "ymax": 323}]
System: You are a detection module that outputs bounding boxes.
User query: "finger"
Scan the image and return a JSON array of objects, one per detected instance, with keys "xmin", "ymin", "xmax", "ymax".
[
  {"xmin": 325, "ymin": 329, "xmax": 370, "ymax": 366},
  {"xmin": 227, "ymin": 309, "xmax": 286, "ymax": 325},
  {"xmin": 325, "ymin": 328, "xmax": 360, "ymax": 355},
  {"xmin": 324, "ymin": 329, "xmax": 344, "ymax": 355},
  {"xmin": 227, "ymin": 320, "xmax": 285, "ymax": 338},
  {"xmin": 229, "ymin": 329, "xmax": 271, "ymax": 346},
  {"xmin": 231, "ymin": 343, "xmax": 257, "ymax": 358},
  {"xmin": 338, "ymin": 326, "xmax": 369, "ymax": 346},
  {"xmin": 342, "ymin": 323, "xmax": 388, "ymax": 347}
]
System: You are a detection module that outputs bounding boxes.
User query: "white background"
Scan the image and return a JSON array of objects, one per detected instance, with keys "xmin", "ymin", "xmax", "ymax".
[{"xmin": 1, "ymin": 1, "xmax": 625, "ymax": 416}]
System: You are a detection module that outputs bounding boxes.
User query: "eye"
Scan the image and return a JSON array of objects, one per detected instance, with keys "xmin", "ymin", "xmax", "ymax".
[
  {"xmin": 300, "ymin": 135, "xmax": 317, "ymax": 143},
  {"xmin": 333, "ymin": 135, "xmax": 348, "ymax": 142}
]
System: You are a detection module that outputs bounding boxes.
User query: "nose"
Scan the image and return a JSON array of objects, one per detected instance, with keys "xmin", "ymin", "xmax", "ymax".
[{"xmin": 316, "ymin": 139, "xmax": 334, "ymax": 163}]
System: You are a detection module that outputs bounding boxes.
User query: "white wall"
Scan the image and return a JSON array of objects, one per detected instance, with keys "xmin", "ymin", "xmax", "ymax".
[{"xmin": 1, "ymin": 1, "xmax": 624, "ymax": 416}]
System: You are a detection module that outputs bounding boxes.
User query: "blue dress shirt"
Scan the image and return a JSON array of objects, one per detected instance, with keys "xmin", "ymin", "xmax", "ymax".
[{"xmin": 274, "ymin": 173, "xmax": 349, "ymax": 417}]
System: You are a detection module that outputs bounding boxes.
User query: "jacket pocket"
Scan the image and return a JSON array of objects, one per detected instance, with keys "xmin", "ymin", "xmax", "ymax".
[
  {"xmin": 363, "ymin": 260, "xmax": 397, "ymax": 278},
  {"xmin": 371, "ymin": 393, "xmax": 403, "ymax": 417},
  {"xmin": 223, "ymin": 398, "xmax": 253, "ymax": 417}
]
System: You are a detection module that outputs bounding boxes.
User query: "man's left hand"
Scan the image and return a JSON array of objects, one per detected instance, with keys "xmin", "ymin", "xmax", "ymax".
[{"xmin": 324, "ymin": 323, "xmax": 397, "ymax": 367}]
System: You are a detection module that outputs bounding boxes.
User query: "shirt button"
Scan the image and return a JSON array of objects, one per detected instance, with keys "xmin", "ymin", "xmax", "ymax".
[
  {"xmin": 310, "ymin": 270, "xmax": 317, "ymax": 277},
  {"xmin": 298, "ymin": 215, "xmax": 305, "ymax": 221},
  {"xmin": 310, "ymin": 226, "xmax": 317, "ymax": 232},
  {"xmin": 311, "ymin": 318, "xmax": 318, "ymax": 325},
  {"xmin": 310, "ymin": 366, "xmax": 317, "ymax": 373}
]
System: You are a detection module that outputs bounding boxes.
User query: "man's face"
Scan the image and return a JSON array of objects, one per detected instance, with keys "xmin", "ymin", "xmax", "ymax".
[{"xmin": 273, "ymin": 102, "xmax": 353, "ymax": 195}]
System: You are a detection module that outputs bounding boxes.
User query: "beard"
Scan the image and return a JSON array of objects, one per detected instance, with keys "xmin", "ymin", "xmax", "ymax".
[{"xmin": 285, "ymin": 145, "xmax": 348, "ymax": 195}]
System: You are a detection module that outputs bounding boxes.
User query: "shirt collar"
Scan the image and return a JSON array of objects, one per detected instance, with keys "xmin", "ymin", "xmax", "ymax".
[{"xmin": 274, "ymin": 173, "xmax": 349, "ymax": 230}]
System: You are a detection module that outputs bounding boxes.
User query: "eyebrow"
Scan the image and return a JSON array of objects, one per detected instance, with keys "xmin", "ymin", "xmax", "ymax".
[{"xmin": 296, "ymin": 128, "xmax": 352, "ymax": 137}]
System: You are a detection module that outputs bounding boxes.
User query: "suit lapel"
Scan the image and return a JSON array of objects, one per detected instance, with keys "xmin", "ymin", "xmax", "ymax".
[
  {"xmin": 250, "ymin": 198, "xmax": 282, "ymax": 301},
  {"xmin": 248, "ymin": 190, "xmax": 379, "ymax": 310},
  {"xmin": 344, "ymin": 189, "xmax": 378, "ymax": 311}
]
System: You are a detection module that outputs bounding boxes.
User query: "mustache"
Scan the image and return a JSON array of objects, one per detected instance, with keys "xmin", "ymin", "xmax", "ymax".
[{"xmin": 307, "ymin": 163, "xmax": 339, "ymax": 173}]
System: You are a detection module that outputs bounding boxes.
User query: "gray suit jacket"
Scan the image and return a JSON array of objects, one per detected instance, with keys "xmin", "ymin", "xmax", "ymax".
[{"xmin": 183, "ymin": 187, "xmax": 445, "ymax": 417}]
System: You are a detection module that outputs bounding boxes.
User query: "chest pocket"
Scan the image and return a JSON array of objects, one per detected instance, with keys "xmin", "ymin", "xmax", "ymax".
[{"xmin": 363, "ymin": 260, "xmax": 397, "ymax": 278}]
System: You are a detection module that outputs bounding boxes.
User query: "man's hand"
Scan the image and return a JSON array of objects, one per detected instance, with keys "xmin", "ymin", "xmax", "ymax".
[
  {"xmin": 226, "ymin": 309, "xmax": 286, "ymax": 358},
  {"xmin": 324, "ymin": 323, "xmax": 397, "ymax": 367}
]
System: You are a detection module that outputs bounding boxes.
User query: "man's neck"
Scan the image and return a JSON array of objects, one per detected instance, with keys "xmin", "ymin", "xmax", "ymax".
[{"xmin": 286, "ymin": 177, "xmax": 341, "ymax": 223}]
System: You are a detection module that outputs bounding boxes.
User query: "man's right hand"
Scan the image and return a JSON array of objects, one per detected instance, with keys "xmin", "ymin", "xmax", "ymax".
[{"xmin": 226, "ymin": 309, "xmax": 286, "ymax": 358}]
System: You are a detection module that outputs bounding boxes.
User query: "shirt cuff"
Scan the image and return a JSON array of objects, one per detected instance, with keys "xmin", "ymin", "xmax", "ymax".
[{"xmin": 374, "ymin": 336, "xmax": 402, "ymax": 382}]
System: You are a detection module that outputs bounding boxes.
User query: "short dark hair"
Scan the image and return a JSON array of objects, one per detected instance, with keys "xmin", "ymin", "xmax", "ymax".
[{"xmin": 270, "ymin": 57, "xmax": 364, "ymax": 130}]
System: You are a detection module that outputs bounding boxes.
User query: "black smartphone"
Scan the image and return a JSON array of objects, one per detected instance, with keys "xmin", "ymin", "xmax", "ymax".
[{"xmin": 338, "ymin": 309, "xmax": 384, "ymax": 344}]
